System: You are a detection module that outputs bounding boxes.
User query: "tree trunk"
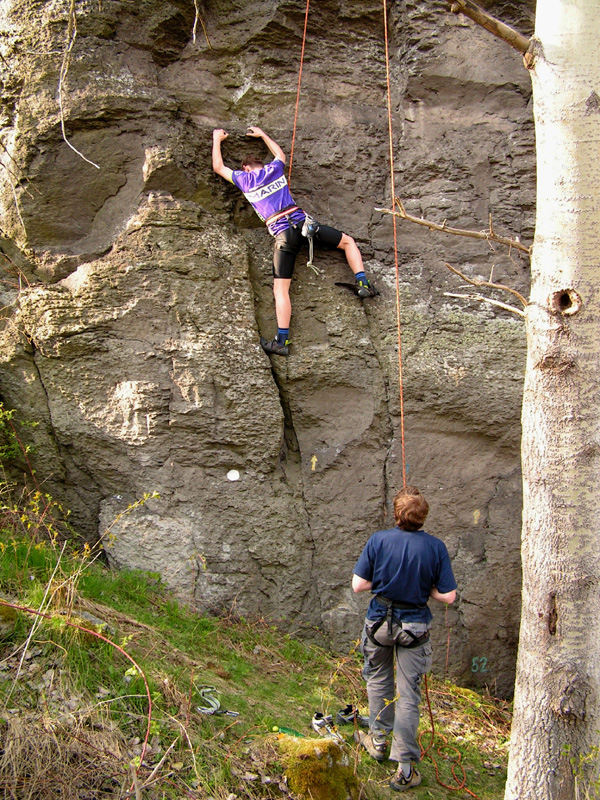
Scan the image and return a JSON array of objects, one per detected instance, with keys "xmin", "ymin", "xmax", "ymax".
[{"xmin": 506, "ymin": 2, "xmax": 600, "ymax": 798}]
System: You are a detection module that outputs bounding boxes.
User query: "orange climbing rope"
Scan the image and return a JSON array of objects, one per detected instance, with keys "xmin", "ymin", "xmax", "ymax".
[
  {"xmin": 285, "ymin": 4, "xmax": 485, "ymax": 796},
  {"xmin": 382, "ymin": 0, "xmax": 407, "ymax": 488},
  {"xmin": 288, "ymin": 0, "xmax": 310, "ymax": 186},
  {"xmin": 381, "ymin": 6, "xmax": 483, "ymax": 797}
]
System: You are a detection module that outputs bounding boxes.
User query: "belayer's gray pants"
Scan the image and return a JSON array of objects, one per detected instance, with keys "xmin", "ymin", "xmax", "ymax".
[{"xmin": 360, "ymin": 623, "xmax": 433, "ymax": 763}]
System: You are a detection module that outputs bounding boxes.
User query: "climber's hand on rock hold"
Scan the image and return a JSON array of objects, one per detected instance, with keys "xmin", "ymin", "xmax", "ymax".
[{"xmin": 246, "ymin": 126, "xmax": 265, "ymax": 138}]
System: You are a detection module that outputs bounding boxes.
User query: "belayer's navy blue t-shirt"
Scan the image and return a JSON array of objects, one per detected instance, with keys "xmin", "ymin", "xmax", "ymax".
[{"xmin": 353, "ymin": 527, "xmax": 457, "ymax": 624}]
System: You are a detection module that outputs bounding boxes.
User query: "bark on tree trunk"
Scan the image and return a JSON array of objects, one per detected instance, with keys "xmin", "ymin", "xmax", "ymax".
[{"xmin": 506, "ymin": 1, "xmax": 600, "ymax": 798}]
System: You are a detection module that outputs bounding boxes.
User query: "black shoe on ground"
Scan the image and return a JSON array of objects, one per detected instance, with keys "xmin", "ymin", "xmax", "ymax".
[
  {"xmin": 336, "ymin": 704, "xmax": 369, "ymax": 728},
  {"xmin": 260, "ymin": 336, "xmax": 289, "ymax": 356},
  {"xmin": 356, "ymin": 280, "xmax": 378, "ymax": 298}
]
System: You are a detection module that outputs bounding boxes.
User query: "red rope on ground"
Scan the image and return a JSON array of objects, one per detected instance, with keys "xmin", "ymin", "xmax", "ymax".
[
  {"xmin": 421, "ymin": 675, "xmax": 483, "ymax": 800},
  {"xmin": 288, "ymin": 0, "xmax": 310, "ymax": 186},
  {"xmin": 382, "ymin": 0, "xmax": 406, "ymax": 487}
]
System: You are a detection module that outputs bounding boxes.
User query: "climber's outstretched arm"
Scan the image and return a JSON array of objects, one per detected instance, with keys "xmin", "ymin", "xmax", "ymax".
[
  {"xmin": 212, "ymin": 128, "xmax": 233, "ymax": 181},
  {"xmin": 246, "ymin": 126, "xmax": 286, "ymax": 164}
]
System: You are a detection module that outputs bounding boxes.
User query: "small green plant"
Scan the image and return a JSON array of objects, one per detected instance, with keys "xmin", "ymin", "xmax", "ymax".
[
  {"xmin": 0, "ymin": 403, "xmax": 35, "ymax": 464},
  {"xmin": 566, "ymin": 741, "xmax": 600, "ymax": 800}
]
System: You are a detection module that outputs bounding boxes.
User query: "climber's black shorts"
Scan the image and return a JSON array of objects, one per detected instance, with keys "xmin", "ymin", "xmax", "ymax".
[{"xmin": 273, "ymin": 222, "xmax": 343, "ymax": 279}]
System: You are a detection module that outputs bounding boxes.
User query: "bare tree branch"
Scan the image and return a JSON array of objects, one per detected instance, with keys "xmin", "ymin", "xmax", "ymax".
[
  {"xmin": 444, "ymin": 291, "xmax": 526, "ymax": 318},
  {"xmin": 444, "ymin": 262, "xmax": 528, "ymax": 308},
  {"xmin": 9, "ymin": 178, "xmax": 26, "ymax": 234},
  {"xmin": 192, "ymin": 0, "xmax": 212, "ymax": 48},
  {"xmin": 449, "ymin": 0, "xmax": 531, "ymax": 55},
  {"xmin": 58, "ymin": 0, "xmax": 100, "ymax": 170},
  {"xmin": 375, "ymin": 198, "xmax": 531, "ymax": 255}
]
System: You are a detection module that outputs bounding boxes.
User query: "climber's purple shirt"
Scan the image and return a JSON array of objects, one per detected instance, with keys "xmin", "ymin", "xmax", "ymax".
[{"xmin": 231, "ymin": 159, "xmax": 305, "ymax": 235}]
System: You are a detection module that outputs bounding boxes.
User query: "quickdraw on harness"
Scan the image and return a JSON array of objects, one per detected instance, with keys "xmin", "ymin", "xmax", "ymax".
[
  {"xmin": 366, "ymin": 594, "xmax": 430, "ymax": 649},
  {"xmin": 301, "ymin": 214, "xmax": 320, "ymax": 274}
]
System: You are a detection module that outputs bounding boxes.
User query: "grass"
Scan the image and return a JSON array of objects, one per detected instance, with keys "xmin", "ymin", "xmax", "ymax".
[{"xmin": 0, "ymin": 528, "xmax": 511, "ymax": 799}]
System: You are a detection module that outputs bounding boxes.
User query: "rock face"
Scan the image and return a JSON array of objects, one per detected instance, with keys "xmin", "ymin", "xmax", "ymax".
[{"xmin": 0, "ymin": 0, "xmax": 534, "ymax": 695}]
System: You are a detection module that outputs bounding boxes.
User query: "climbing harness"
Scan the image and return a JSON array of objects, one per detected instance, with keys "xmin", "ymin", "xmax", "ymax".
[
  {"xmin": 265, "ymin": 204, "xmax": 300, "ymax": 226},
  {"xmin": 301, "ymin": 213, "xmax": 320, "ymax": 274},
  {"xmin": 196, "ymin": 685, "xmax": 239, "ymax": 717},
  {"xmin": 365, "ymin": 595, "xmax": 430, "ymax": 649}
]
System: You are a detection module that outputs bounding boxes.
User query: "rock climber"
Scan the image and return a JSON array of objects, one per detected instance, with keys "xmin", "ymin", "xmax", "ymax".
[
  {"xmin": 212, "ymin": 126, "xmax": 376, "ymax": 357},
  {"xmin": 352, "ymin": 486, "xmax": 457, "ymax": 792}
]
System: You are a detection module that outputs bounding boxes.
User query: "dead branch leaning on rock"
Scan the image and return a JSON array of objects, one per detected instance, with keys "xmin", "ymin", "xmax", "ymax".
[
  {"xmin": 444, "ymin": 262, "xmax": 528, "ymax": 309},
  {"xmin": 448, "ymin": 0, "xmax": 537, "ymax": 70},
  {"xmin": 375, "ymin": 198, "xmax": 531, "ymax": 255},
  {"xmin": 374, "ymin": 199, "xmax": 530, "ymax": 318},
  {"xmin": 444, "ymin": 292, "xmax": 526, "ymax": 318},
  {"xmin": 448, "ymin": 0, "xmax": 530, "ymax": 55}
]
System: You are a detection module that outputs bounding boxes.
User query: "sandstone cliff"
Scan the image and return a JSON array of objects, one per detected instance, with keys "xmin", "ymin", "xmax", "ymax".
[{"xmin": 0, "ymin": 0, "xmax": 534, "ymax": 694}]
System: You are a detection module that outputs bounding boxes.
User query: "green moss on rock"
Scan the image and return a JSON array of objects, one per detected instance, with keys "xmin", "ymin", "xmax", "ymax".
[{"xmin": 278, "ymin": 735, "xmax": 359, "ymax": 800}]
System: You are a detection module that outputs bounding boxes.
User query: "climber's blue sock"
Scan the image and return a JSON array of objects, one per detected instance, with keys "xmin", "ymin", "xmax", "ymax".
[
  {"xmin": 277, "ymin": 328, "xmax": 290, "ymax": 345},
  {"xmin": 355, "ymin": 271, "xmax": 367, "ymax": 284}
]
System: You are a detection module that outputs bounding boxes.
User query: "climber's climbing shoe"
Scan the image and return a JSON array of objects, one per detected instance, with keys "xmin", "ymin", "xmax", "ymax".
[{"xmin": 260, "ymin": 337, "xmax": 289, "ymax": 356}]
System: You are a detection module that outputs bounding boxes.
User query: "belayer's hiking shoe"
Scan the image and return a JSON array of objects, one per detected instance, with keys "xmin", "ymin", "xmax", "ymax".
[
  {"xmin": 354, "ymin": 729, "xmax": 387, "ymax": 761},
  {"xmin": 336, "ymin": 704, "xmax": 369, "ymax": 728},
  {"xmin": 390, "ymin": 765, "xmax": 421, "ymax": 792},
  {"xmin": 356, "ymin": 279, "xmax": 378, "ymax": 298},
  {"xmin": 260, "ymin": 336, "xmax": 289, "ymax": 356}
]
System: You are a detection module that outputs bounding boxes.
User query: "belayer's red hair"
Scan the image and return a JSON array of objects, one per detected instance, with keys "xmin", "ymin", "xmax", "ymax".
[{"xmin": 393, "ymin": 486, "xmax": 429, "ymax": 531}]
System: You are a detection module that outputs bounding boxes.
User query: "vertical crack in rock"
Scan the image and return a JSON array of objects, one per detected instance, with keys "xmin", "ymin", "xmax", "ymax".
[
  {"xmin": 266, "ymin": 361, "xmax": 319, "ymax": 622},
  {"xmin": 26, "ymin": 337, "xmax": 59, "ymax": 451},
  {"xmin": 244, "ymin": 245, "xmax": 320, "ymax": 628},
  {"xmin": 26, "ymin": 329, "xmax": 103, "ymax": 537},
  {"xmin": 360, "ymin": 303, "xmax": 395, "ymax": 523}
]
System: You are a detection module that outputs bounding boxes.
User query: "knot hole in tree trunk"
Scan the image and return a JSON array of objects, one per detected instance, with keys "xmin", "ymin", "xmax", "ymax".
[
  {"xmin": 550, "ymin": 289, "xmax": 581, "ymax": 316},
  {"xmin": 548, "ymin": 592, "xmax": 557, "ymax": 635}
]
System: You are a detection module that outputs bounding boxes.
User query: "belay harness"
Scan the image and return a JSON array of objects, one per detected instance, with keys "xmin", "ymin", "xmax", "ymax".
[{"xmin": 366, "ymin": 594, "xmax": 430, "ymax": 649}]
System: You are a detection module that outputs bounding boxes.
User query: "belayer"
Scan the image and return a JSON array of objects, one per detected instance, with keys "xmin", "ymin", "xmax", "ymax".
[
  {"xmin": 352, "ymin": 486, "xmax": 457, "ymax": 792},
  {"xmin": 212, "ymin": 126, "xmax": 377, "ymax": 357}
]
